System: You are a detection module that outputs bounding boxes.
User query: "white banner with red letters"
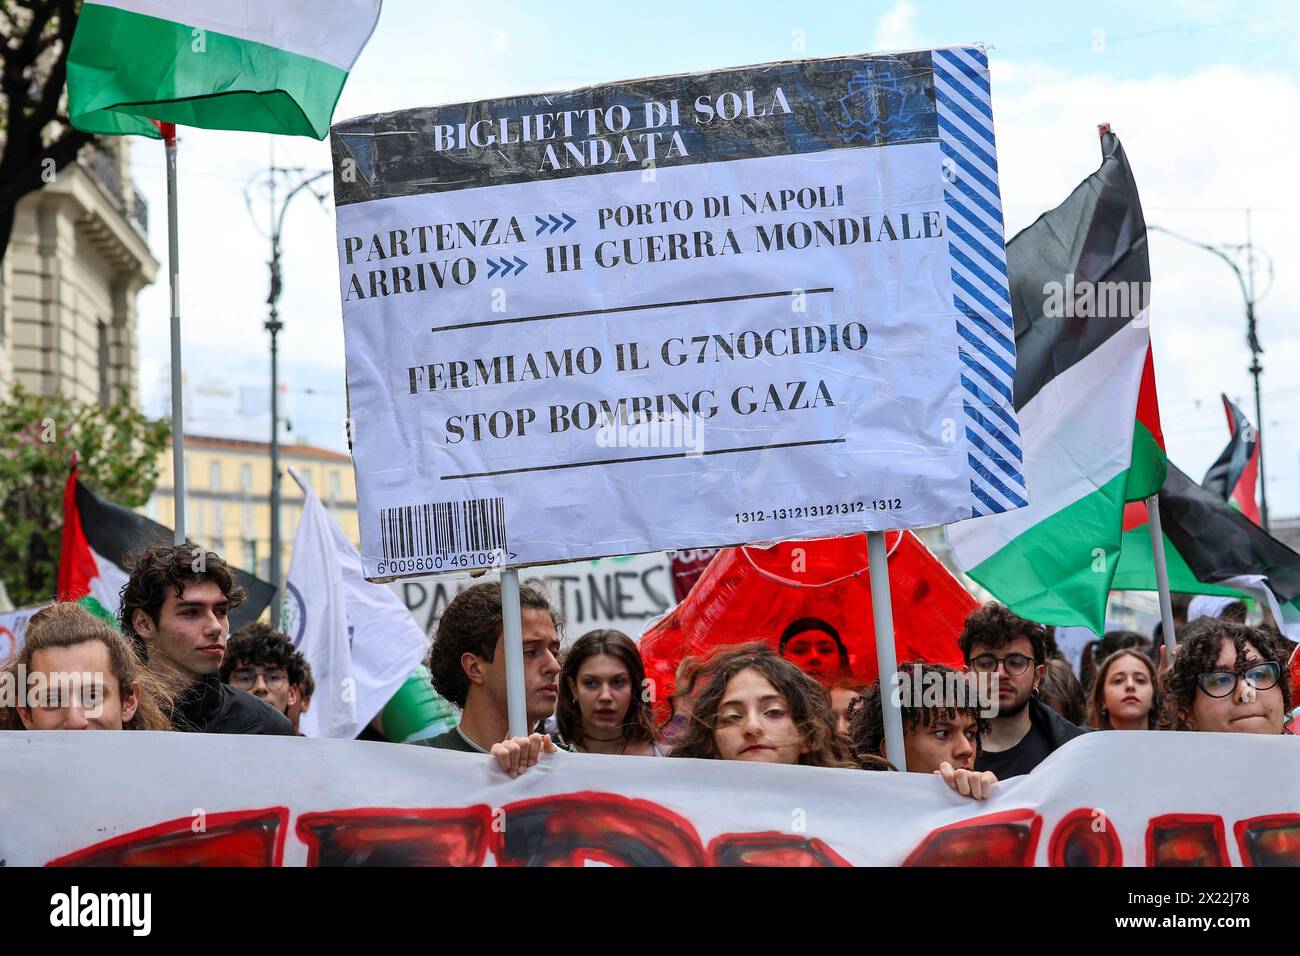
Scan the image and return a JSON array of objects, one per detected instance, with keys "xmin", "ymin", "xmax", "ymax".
[{"xmin": 1, "ymin": 731, "xmax": 1296, "ymax": 866}]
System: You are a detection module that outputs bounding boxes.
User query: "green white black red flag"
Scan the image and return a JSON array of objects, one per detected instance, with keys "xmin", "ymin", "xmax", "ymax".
[
  {"xmin": 57, "ymin": 464, "xmax": 273, "ymax": 631},
  {"xmin": 947, "ymin": 131, "xmax": 1166, "ymax": 631}
]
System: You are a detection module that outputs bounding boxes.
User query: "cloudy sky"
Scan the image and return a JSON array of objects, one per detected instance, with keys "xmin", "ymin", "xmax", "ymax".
[{"xmin": 130, "ymin": 0, "xmax": 1300, "ymax": 518}]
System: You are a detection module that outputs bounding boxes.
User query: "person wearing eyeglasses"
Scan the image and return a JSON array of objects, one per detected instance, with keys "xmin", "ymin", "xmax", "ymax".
[
  {"xmin": 219, "ymin": 622, "xmax": 310, "ymax": 733},
  {"xmin": 1159, "ymin": 618, "xmax": 1292, "ymax": 734},
  {"xmin": 959, "ymin": 603, "xmax": 1089, "ymax": 778}
]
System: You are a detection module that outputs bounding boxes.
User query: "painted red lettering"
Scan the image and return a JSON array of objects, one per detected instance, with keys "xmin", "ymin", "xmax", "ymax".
[
  {"xmin": 903, "ymin": 809, "xmax": 1042, "ymax": 866},
  {"xmin": 495, "ymin": 793, "xmax": 706, "ymax": 866},
  {"xmin": 47, "ymin": 808, "xmax": 288, "ymax": 867},
  {"xmin": 1146, "ymin": 813, "xmax": 1229, "ymax": 866},
  {"xmin": 707, "ymin": 832, "xmax": 850, "ymax": 866},
  {"xmin": 1048, "ymin": 808, "xmax": 1122, "ymax": 867},
  {"xmin": 296, "ymin": 806, "xmax": 494, "ymax": 866},
  {"xmin": 1233, "ymin": 813, "xmax": 1300, "ymax": 867}
]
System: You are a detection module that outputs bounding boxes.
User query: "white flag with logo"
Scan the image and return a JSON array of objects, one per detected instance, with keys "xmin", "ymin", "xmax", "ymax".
[{"xmin": 282, "ymin": 469, "xmax": 429, "ymax": 738}]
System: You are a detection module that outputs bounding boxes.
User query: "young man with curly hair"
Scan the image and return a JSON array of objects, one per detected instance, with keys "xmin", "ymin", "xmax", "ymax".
[
  {"xmin": 959, "ymin": 602, "xmax": 1088, "ymax": 778},
  {"xmin": 119, "ymin": 544, "xmax": 294, "ymax": 735},
  {"xmin": 418, "ymin": 580, "xmax": 568, "ymax": 775},
  {"xmin": 850, "ymin": 661, "xmax": 998, "ymax": 799},
  {"xmin": 220, "ymin": 621, "xmax": 313, "ymax": 733}
]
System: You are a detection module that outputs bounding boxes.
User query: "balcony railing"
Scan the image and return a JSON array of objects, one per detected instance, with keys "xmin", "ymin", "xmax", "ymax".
[
  {"xmin": 130, "ymin": 184, "xmax": 148, "ymax": 236},
  {"xmin": 82, "ymin": 142, "xmax": 122, "ymax": 200},
  {"xmin": 78, "ymin": 142, "xmax": 149, "ymax": 239}
]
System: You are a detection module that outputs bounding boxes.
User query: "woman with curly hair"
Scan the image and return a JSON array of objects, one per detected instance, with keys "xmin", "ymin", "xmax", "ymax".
[
  {"xmin": 667, "ymin": 643, "xmax": 851, "ymax": 767},
  {"xmin": 1160, "ymin": 618, "xmax": 1292, "ymax": 734}
]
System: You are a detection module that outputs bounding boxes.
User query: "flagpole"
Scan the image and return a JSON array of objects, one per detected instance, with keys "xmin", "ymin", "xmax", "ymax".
[
  {"xmin": 867, "ymin": 531, "xmax": 906, "ymax": 771},
  {"xmin": 162, "ymin": 123, "xmax": 187, "ymax": 545},
  {"xmin": 500, "ymin": 568, "xmax": 528, "ymax": 738},
  {"xmin": 1146, "ymin": 494, "xmax": 1178, "ymax": 655}
]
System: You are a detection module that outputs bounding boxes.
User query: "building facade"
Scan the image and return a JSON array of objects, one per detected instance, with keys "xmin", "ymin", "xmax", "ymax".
[
  {"xmin": 146, "ymin": 435, "xmax": 359, "ymax": 583},
  {"xmin": 1, "ymin": 139, "xmax": 157, "ymax": 404}
]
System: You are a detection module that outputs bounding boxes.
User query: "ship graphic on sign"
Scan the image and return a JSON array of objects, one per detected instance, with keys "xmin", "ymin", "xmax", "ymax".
[{"xmin": 835, "ymin": 58, "xmax": 933, "ymax": 146}]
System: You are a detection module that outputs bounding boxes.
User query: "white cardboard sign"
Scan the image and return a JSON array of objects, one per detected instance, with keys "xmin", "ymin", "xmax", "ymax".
[{"xmin": 331, "ymin": 48, "xmax": 1024, "ymax": 579}]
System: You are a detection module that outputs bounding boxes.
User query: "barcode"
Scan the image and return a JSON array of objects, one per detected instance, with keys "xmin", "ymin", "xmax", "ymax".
[{"xmin": 379, "ymin": 498, "xmax": 507, "ymax": 561}]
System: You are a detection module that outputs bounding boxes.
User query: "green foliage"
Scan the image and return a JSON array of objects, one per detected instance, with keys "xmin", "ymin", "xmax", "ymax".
[{"xmin": 0, "ymin": 383, "xmax": 169, "ymax": 607}]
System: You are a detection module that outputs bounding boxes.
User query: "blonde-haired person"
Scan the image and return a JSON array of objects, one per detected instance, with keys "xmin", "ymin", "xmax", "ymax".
[{"xmin": 2, "ymin": 602, "xmax": 172, "ymax": 731}]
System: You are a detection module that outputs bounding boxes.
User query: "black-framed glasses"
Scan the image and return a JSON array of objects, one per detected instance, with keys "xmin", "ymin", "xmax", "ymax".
[
  {"xmin": 1195, "ymin": 661, "xmax": 1280, "ymax": 699},
  {"xmin": 230, "ymin": 667, "xmax": 288, "ymax": 690},
  {"xmin": 970, "ymin": 653, "xmax": 1035, "ymax": 676}
]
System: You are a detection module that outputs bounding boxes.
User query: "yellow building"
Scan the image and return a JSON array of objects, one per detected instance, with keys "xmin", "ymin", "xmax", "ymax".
[{"xmin": 145, "ymin": 435, "xmax": 359, "ymax": 582}]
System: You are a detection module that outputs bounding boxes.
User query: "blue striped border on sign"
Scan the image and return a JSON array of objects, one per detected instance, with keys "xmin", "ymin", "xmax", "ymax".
[{"xmin": 932, "ymin": 46, "xmax": 1026, "ymax": 518}]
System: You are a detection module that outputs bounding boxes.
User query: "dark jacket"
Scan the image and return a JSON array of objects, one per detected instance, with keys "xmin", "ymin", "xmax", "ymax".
[
  {"xmin": 1032, "ymin": 697, "xmax": 1091, "ymax": 750},
  {"xmin": 172, "ymin": 675, "xmax": 296, "ymax": 735}
]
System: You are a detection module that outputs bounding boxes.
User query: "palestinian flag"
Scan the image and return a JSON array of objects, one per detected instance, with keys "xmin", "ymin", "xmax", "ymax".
[
  {"xmin": 1111, "ymin": 461, "xmax": 1300, "ymax": 638},
  {"xmin": 1202, "ymin": 394, "xmax": 1262, "ymax": 525},
  {"xmin": 947, "ymin": 131, "xmax": 1166, "ymax": 632},
  {"xmin": 68, "ymin": 0, "xmax": 382, "ymax": 140},
  {"xmin": 58, "ymin": 465, "xmax": 273, "ymax": 631}
]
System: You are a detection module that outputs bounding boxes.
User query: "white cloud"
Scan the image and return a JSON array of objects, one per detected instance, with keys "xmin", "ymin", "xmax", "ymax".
[
  {"xmin": 991, "ymin": 62, "xmax": 1300, "ymax": 514},
  {"xmin": 989, "ymin": 60, "xmax": 1070, "ymax": 87},
  {"xmin": 872, "ymin": 1, "xmax": 921, "ymax": 52}
]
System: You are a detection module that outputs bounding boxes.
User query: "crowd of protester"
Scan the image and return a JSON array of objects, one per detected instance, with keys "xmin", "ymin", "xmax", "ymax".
[{"xmin": 2, "ymin": 542, "xmax": 1296, "ymax": 803}]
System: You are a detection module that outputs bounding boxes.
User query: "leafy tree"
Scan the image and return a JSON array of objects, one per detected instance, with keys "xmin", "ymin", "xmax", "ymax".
[
  {"xmin": 0, "ymin": 383, "xmax": 169, "ymax": 607},
  {"xmin": 0, "ymin": 0, "xmax": 94, "ymax": 266}
]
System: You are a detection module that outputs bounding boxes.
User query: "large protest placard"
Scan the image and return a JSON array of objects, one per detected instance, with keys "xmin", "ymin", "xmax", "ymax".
[
  {"xmin": 331, "ymin": 47, "xmax": 1024, "ymax": 579},
  {"xmin": 3, "ymin": 732, "xmax": 1296, "ymax": 866}
]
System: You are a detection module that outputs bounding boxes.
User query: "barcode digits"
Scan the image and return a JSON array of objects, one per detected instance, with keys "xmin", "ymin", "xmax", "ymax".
[{"xmin": 379, "ymin": 497, "xmax": 507, "ymax": 562}]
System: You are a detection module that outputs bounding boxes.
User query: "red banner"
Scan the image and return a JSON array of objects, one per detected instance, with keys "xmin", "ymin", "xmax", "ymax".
[{"xmin": 641, "ymin": 532, "xmax": 976, "ymax": 706}]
